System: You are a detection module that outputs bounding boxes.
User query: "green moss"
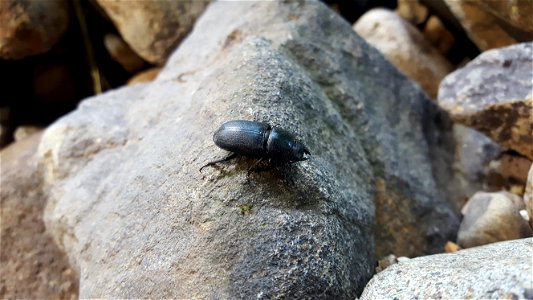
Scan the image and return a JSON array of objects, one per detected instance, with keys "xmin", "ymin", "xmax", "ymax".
[{"xmin": 239, "ymin": 204, "xmax": 253, "ymax": 215}]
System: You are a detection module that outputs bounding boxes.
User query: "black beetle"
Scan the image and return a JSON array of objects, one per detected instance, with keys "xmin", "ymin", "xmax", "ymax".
[{"xmin": 200, "ymin": 120, "xmax": 310, "ymax": 172}]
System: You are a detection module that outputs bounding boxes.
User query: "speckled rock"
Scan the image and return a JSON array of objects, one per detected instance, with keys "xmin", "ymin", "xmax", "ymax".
[
  {"xmin": 96, "ymin": 0, "xmax": 209, "ymax": 64},
  {"xmin": 38, "ymin": 1, "xmax": 458, "ymax": 298},
  {"xmin": 478, "ymin": 0, "xmax": 533, "ymax": 33},
  {"xmin": 525, "ymin": 165, "xmax": 533, "ymax": 229},
  {"xmin": 0, "ymin": 132, "xmax": 78, "ymax": 299},
  {"xmin": 354, "ymin": 8, "xmax": 453, "ymax": 98},
  {"xmin": 438, "ymin": 42, "xmax": 533, "ymax": 160},
  {"xmin": 0, "ymin": 0, "xmax": 69, "ymax": 59},
  {"xmin": 457, "ymin": 191, "xmax": 532, "ymax": 248},
  {"xmin": 361, "ymin": 238, "xmax": 533, "ymax": 299},
  {"xmin": 442, "ymin": 0, "xmax": 517, "ymax": 51}
]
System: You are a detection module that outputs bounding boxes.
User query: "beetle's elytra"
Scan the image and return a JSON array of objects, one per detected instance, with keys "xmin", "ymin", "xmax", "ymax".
[{"xmin": 200, "ymin": 120, "xmax": 310, "ymax": 171}]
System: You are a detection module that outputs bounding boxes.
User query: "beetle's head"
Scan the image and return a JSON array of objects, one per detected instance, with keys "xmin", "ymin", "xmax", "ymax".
[{"xmin": 290, "ymin": 142, "xmax": 311, "ymax": 162}]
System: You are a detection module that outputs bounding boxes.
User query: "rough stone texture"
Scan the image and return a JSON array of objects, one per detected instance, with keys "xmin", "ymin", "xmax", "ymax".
[
  {"xmin": 438, "ymin": 42, "xmax": 533, "ymax": 160},
  {"xmin": 478, "ymin": 0, "xmax": 533, "ymax": 33},
  {"xmin": 96, "ymin": 0, "xmax": 209, "ymax": 64},
  {"xmin": 525, "ymin": 165, "xmax": 533, "ymax": 229},
  {"xmin": 38, "ymin": 1, "xmax": 458, "ymax": 298},
  {"xmin": 0, "ymin": 132, "xmax": 78, "ymax": 299},
  {"xmin": 354, "ymin": 8, "xmax": 453, "ymax": 99},
  {"xmin": 0, "ymin": 0, "xmax": 69, "ymax": 59},
  {"xmin": 361, "ymin": 238, "xmax": 533, "ymax": 299},
  {"xmin": 450, "ymin": 125, "xmax": 501, "ymax": 211},
  {"xmin": 442, "ymin": 0, "xmax": 517, "ymax": 51},
  {"xmin": 457, "ymin": 191, "xmax": 532, "ymax": 248},
  {"xmin": 103, "ymin": 34, "xmax": 146, "ymax": 72}
]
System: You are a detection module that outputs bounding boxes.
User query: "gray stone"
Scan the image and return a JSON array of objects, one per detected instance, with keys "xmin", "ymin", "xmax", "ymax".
[
  {"xmin": 38, "ymin": 1, "xmax": 458, "ymax": 298},
  {"xmin": 438, "ymin": 42, "xmax": 533, "ymax": 160},
  {"xmin": 361, "ymin": 238, "xmax": 533, "ymax": 299},
  {"xmin": 96, "ymin": 0, "xmax": 209, "ymax": 64},
  {"xmin": 0, "ymin": 132, "xmax": 78, "ymax": 299},
  {"xmin": 458, "ymin": 191, "xmax": 532, "ymax": 248},
  {"xmin": 0, "ymin": 0, "xmax": 69, "ymax": 59},
  {"xmin": 353, "ymin": 8, "xmax": 452, "ymax": 99}
]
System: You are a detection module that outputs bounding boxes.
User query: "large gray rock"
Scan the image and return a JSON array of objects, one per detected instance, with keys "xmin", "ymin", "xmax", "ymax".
[
  {"xmin": 438, "ymin": 42, "xmax": 533, "ymax": 160},
  {"xmin": 361, "ymin": 238, "xmax": 533, "ymax": 299},
  {"xmin": 38, "ymin": 1, "xmax": 458, "ymax": 298}
]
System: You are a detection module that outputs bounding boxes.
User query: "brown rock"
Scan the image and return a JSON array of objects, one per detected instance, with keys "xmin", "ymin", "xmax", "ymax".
[
  {"xmin": 127, "ymin": 67, "xmax": 161, "ymax": 85},
  {"xmin": 457, "ymin": 191, "xmax": 532, "ymax": 248},
  {"xmin": 423, "ymin": 15, "xmax": 455, "ymax": 56},
  {"xmin": 0, "ymin": 0, "xmax": 69, "ymax": 59},
  {"xmin": 478, "ymin": 0, "xmax": 533, "ymax": 33},
  {"xmin": 486, "ymin": 153, "xmax": 532, "ymax": 194},
  {"xmin": 525, "ymin": 165, "xmax": 533, "ymax": 229},
  {"xmin": 96, "ymin": 0, "xmax": 209, "ymax": 64},
  {"xmin": 354, "ymin": 8, "xmax": 453, "ymax": 99},
  {"xmin": 103, "ymin": 33, "xmax": 146, "ymax": 72},
  {"xmin": 438, "ymin": 42, "xmax": 533, "ymax": 160},
  {"xmin": 442, "ymin": 0, "xmax": 517, "ymax": 51},
  {"xmin": 0, "ymin": 132, "xmax": 78, "ymax": 299},
  {"xmin": 396, "ymin": 0, "xmax": 429, "ymax": 25}
]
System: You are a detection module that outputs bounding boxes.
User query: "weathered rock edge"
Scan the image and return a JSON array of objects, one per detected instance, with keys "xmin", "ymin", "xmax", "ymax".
[{"xmin": 38, "ymin": 1, "xmax": 458, "ymax": 298}]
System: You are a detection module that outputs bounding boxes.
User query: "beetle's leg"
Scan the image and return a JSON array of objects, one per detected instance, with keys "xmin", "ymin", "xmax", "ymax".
[
  {"xmin": 200, "ymin": 152, "xmax": 238, "ymax": 172},
  {"xmin": 247, "ymin": 158, "xmax": 264, "ymax": 176}
]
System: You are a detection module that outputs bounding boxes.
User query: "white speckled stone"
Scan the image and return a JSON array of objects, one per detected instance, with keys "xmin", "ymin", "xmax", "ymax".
[{"xmin": 361, "ymin": 238, "xmax": 533, "ymax": 299}]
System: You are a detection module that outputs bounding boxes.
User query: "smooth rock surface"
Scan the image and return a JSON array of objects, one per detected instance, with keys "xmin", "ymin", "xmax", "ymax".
[
  {"xmin": 38, "ymin": 1, "xmax": 458, "ymax": 298},
  {"xmin": 458, "ymin": 191, "xmax": 532, "ymax": 248},
  {"xmin": 96, "ymin": 0, "xmax": 209, "ymax": 64},
  {"xmin": 0, "ymin": 0, "xmax": 69, "ymax": 59},
  {"xmin": 0, "ymin": 132, "xmax": 78, "ymax": 299},
  {"xmin": 442, "ymin": 0, "xmax": 517, "ymax": 51},
  {"xmin": 361, "ymin": 238, "xmax": 533, "ymax": 299},
  {"xmin": 354, "ymin": 8, "xmax": 453, "ymax": 98},
  {"xmin": 438, "ymin": 42, "xmax": 533, "ymax": 160}
]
